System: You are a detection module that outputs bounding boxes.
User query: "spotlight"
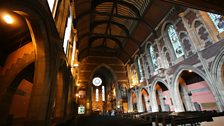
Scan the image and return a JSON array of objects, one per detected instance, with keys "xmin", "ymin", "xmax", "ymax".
[{"xmin": 3, "ymin": 14, "xmax": 14, "ymax": 24}]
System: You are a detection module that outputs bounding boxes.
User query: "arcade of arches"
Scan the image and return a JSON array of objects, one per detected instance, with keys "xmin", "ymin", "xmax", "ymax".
[{"xmin": 0, "ymin": 0, "xmax": 224, "ymax": 126}]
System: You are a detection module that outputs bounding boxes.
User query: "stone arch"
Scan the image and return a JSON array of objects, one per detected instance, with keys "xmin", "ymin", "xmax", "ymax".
[
  {"xmin": 138, "ymin": 86, "xmax": 150, "ymax": 112},
  {"xmin": 172, "ymin": 65, "xmax": 221, "ymax": 112},
  {"xmin": 161, "ymin": 20, "xmax": 174, "ymax": 37},
  {"xmin": 89, "ymin": 64, "xmax": 119, "ymax": 112},
  {"xmin": 144, "ymin": 42, "xmax": 154, "ymax": 74},
  {"xmin": 162, "ymin": 21, "xmax": 185, "ymax": 63},
  {"xmin": 143, "ymin": 41, "xmax": 153, "ymax": 78},
  {"xmin": 90, "ymin": 64, "xmax": 118, "ymax": 82},
  {"xmin": 211, "ymin": 46, "xmax": 224, "ymax": 109},
  {"xmin": 144, "ymin": 41, "xmax": 152, "ymax": 54},
  {"xmin": 151, "ymin": 78, "xmax": 171, "ymax": 112},
  {"xmin": 161, "ymin": 21, "xmax": 176, "ymax": 66},
  {"xmin": 0, "ymin": 1, "xmax": 60, "ymax": 125},
  {"xmin": 129, "ymin": 89, "xmax": 138, "ymax": 112},
  {"xmin": 8, "ymin": 62, "xmax": 35, "ymax": 125}
]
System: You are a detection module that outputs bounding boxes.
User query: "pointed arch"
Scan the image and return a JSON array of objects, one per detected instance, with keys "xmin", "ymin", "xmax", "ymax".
[
  {"xmin": 0, "ymin": 1, "xmax": 60, "ymax": 125},
  {"xmin": 90, "ymin": 63, "xmax": 118, "ymax": 82},
  {"xmin": 172, "ymin": 65, "xmax": 222, "ymax": 111}
]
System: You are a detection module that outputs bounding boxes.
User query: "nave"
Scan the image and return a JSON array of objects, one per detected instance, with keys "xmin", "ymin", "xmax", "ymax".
[{"xmin": 1, "ymin": 0, "xmax": 224, "ymax": 126}]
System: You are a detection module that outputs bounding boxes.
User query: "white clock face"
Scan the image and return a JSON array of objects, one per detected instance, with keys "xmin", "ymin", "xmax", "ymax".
[{"xmin": 92, "ymin": 77, "xmax": 102, "ymax": 86}]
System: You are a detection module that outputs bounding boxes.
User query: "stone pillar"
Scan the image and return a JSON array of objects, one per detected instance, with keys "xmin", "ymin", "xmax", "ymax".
[
  {"xmin": 86, "ymin": 85, "xmax": 92, "ymax": 115},
  {"xmin": 66, "ymin": 78, "xmax": 74, "ymax": 117},
  {"xmin": 24, "ymin": 57, "xmax": 57, "ymax": 126},
  {"xmin": 137, "ymin": 92, "xmax": 144, "ymax": 112},
  {"xmin": 181, "ymin": 86, "xmax": 195, "ymax": 111},
  {"xmin": 172, "ymin": 87, "xmax": 185, "ymax": 112},
  {"xmin": 158, "ymin": 90, "xmax": 166, "ymax": 111},
  {"xmin": 151, "ymin": 90, "xmax": 159, "ymax": 112},
  {"xmin": 54, "ymin": 71, "xmax": 66, "ymax": 122},
  {"xmin": 127, "ymin": 93, "xmax": 133, "ymax": 112}
]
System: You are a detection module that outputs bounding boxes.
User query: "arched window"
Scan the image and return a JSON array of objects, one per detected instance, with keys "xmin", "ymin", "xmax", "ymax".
[
  {"xmin": 208, "ymin": 12, "xmax": 224, "ymax": 33},
  {"xmin": 102, "ymin": 86, "xmax": 105, "ymax": 101},
  {"xmin": 167, "ymin": 25, "xmax": 184, "ymax": 58},
  {"xmin": 96, "ymin": 89, "xmax": 99, "ymax": 101},
  {"xmin": 92, "ymin": 77, "xmax": 105, "ymax": 102},
  {"xmin": 136, "ymin": 57, "xmax": 144, "ymax": 82},
  {"xmin": 63, "ymin": 7, "xmax": 72, "ymax": 54},
  {"xmin": 148, "ymin": 45, "xmax": 158, "ymax": 70}
]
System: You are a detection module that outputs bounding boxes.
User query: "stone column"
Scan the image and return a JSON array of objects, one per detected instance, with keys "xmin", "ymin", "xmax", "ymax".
[
  {"xmin": 24, "ymin": 57, "xmax": 58, "ymax": 126},
  {"xmin": 181, "ymin": 86, "xmax": 195, "ymax": 111},
  {"xmin": 172, "ymin": 86, "xmax": 185, "ymax": 112},
  {"xmin": 127, "ymin": 93, "xmax": 133, "ymax": 112},
  {"xmin": 54, "ymin": 71, "xmax": 67, "ymax": 122},
  {"xmin": 158, "ymin": 90, "xmax": 166, "ymax": 111},
  {"xmin": 137, "ymin": 92, "xmax": 144, "ymax": 112},
  {"xmin": 151, "ymin": 90, "xmax": 159, "ymax": 112}
]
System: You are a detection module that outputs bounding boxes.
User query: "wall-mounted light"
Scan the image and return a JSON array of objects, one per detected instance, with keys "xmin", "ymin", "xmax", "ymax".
[
  {"xmin": 73, "ymin": 63, "xmax": 79, "ymax": 67},
  {"xmin": 188, "ymin": 70, "xmax": 192, "ymax": 72},
  {"xmin": 3, "ymin": 14, "xmax": 14, "ymax": 24}
]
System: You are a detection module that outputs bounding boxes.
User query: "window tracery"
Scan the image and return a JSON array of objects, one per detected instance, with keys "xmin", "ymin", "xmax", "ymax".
[
  {"xmin": 167, "ymin": 25, "xmax": 184, "ymax": 58},
  {"xmin": 208, "ymin": 12, "xmax": 224, "ymax": 33},
  {"xmin": 149, "ymin": 45, "xmax": 158, "ymax": 70}
]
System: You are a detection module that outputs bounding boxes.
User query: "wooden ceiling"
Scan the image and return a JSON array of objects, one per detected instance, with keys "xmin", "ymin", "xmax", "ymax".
[{"xmin": 74, "ymin": 0, "xmax": 173, "ymax": 63}]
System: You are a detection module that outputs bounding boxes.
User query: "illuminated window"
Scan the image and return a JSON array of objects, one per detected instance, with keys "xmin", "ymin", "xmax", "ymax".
[
  {"xmin": 102, "ymin": 86, "xmax": 105, "ymax": 101},
  {"xmin": 47, "ymin": 0, "xmax": 55, "ymax": 11},
  {"xmin": 63, "ymin": 7, "xmax": 72, "ymax": 54},
  {"xmin": 208, "ymin": 12, "xmax": 224, "ymax": 33},
  {"xmin": 148, "ymin": 45, "xmax": 158, "ymax": 70},
  {"xmin": 96, "ymin": 89, "xmax": 99, "ymax": 102},
  {"xmin": 92, "ymin": 77, "xmax": 102, "ymax": 86},
  {"xmin": 136, "ymin": 57, "xmax": 143, "ymax": 82},
  {"xmin": 167, "ymin": 25, "xmax": 184, "ymax": 58}
]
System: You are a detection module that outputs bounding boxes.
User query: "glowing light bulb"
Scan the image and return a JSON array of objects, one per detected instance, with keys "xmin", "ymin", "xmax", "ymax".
[{"xmin": 3, "ymin": 14, "xmax": 14, "ymax": 24}]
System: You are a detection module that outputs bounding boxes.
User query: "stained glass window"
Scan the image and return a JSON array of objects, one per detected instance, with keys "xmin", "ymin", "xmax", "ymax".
[
  {"xmin": 167, "ymin": 25, "xmax": 184, "ymax": 58},
  {"xmin": 102, "ymin": 86, "xmax": 105, "ymax": 101},
  {"xmin": 137, "ymin": 57, "xmax": 144, "ymax": 82},
  {"xmin": 63, "ymin": 7, "xmax": 72, "ymax": 54},
  {"xmin": 208, "ymin": 12, "xmax": 224, "ymax": 33},
  {"xmin": 96, "ymin": 89, "xmax": 99, "ymax": 101},
  {"xmin": 149, "ymin": 45, "xmax": 158, "ymax": 70}
]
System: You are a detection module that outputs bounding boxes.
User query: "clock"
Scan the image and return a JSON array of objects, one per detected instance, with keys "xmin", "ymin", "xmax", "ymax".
[{"xmin": 92, "ymin": 77, "xmax": 102, "ymax": 86}]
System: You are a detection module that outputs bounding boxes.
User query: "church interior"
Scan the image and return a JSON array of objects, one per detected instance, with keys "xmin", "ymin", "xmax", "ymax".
[{"xmin": 1, "ymin": 0, "xmax": 224, "ymax": 126}]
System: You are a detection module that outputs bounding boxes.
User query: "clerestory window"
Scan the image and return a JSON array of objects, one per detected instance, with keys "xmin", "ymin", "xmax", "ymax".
[
  {"xmin": 167, "ymin": 25, "xmax": 184, "ymax": 58},
  {"xmin": 208, "ymin": 12, "xmax": 224, "ymax": 33}
]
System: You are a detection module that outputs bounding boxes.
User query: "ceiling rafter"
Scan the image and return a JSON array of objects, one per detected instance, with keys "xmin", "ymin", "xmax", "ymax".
[
  {"xmin": 74, "ymin": 10, "xmax": 154, "ymax": 32},
  {"xmin": 78, "ymin": 45, "xmax": 132, "ymax": 61},
  {"xmin": 77, "ymin": 33, "xmax": 139, "ymax": 48},
  {"xmin": 93, "ymin": 0, "xmax": 141, "ymax": 17},
  {"xmin": 90, "ymin": 20, "xmax": 130, "ymax": 36},
  {"xmin": 74, "ymin": 0, "xmax": 158, "ymax": 63},
  {"xmin": 89, "ymin": 36, "xmax": 122, "ymax": 48}
]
